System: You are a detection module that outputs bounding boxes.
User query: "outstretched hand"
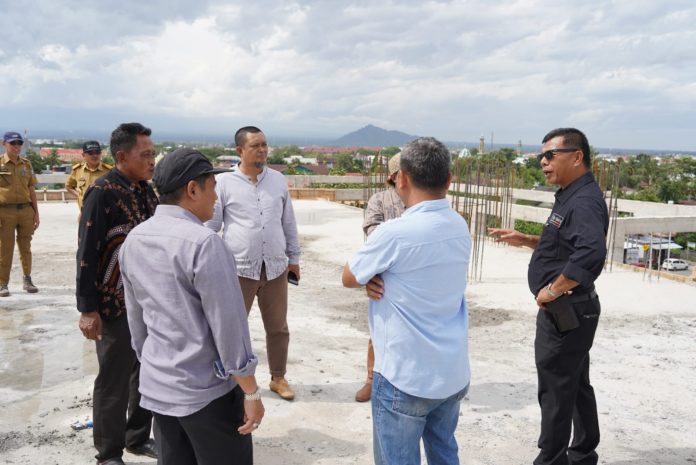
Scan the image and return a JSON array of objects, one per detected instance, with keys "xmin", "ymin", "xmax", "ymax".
[{"xmin": 488, "ymin": 228, "xmax": 529, "ymax": 247}]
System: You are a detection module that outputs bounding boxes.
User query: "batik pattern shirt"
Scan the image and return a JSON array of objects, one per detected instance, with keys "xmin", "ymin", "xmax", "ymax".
[
  {"xmin": 76, "ymin": 168, "xmax": 158, "ymax": 319},
  {"xmin": 362, "ymin": 188, "xmax": 405, "ymax": 236}
]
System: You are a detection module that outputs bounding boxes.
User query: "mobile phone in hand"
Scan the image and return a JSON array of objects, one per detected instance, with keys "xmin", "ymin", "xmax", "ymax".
[{"xmin": 288, "ymin": 270, "xmax": 299, "ymax": 286}]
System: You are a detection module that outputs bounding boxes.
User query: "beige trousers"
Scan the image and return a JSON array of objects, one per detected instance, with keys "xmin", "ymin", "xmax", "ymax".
[
  {"xmin": 238, "ymin": 266, "xmax": 289, "ymax": 378},
  {"xmin": 0, "ymin": 206, "xmax": 34, "ymax": 285}
]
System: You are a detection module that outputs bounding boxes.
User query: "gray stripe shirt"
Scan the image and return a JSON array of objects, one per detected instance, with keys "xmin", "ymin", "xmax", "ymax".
[
  {"xmin": 120, "ymin": 205, "xmax": 257, "ymax": 417},
  {"xmin": 206, "ymin": 166, "xmax": 301, "ymax": 280}
]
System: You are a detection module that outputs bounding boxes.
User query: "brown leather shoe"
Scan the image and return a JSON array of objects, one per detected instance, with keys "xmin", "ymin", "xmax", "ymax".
[
  {"xmin": 355, "ymin": 381, "xmax": 372, "ymax": 402},
  {"xmin": 269, "ymin": 377, "xmax": 295, "ymax": 401}
]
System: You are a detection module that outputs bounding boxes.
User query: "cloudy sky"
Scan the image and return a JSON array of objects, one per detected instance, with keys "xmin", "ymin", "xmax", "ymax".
[{"xmin": 1, "ymin": 0, "xmax": 694, "ymax": 150}]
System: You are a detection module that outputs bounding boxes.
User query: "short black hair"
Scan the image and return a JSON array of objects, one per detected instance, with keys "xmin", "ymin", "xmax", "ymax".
[
  {"xmin": 542, "ymin": 127, "xmax": 591, "ymax": 168},
  {"xmin": 234, "ymin": 126, "xmax": 263, "ymax": 147},
  {"xmin": 110, "ymin": 123, "xmax": 152, "ymax": 159},
  {"xmin": 399, "ymin": 137, "xmax": 451, "ymax": 192},
  {"xmin": 158, "ymin": 173, "xmax": 210, "ymax": 205}
]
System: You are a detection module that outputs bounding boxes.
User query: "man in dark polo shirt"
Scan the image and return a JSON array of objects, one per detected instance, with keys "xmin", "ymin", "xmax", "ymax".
[
  {"xmin": 76, "ymin": 123, "xmax": 159, "ymax": 465},
  {"xmin": 490, "ymin": 127, "xmax": 608, "ymax": 465}
]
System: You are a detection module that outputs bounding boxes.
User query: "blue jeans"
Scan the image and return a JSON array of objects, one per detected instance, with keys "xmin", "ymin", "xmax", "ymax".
[{"xmin": 371, "ymin": 372, "xmax": 469, "ymax": 465}]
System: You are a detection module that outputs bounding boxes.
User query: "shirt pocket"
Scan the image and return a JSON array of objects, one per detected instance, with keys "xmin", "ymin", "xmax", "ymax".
[
  {"xmin": 0, "ymin": 174, "xmax": 10, "ymax": 188},
  {"xmin": 540, "ymin": 223, "xmax": 561, "ymax": 258}
]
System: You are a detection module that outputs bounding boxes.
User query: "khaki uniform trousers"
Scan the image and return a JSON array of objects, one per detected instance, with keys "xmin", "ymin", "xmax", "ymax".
[
  {"xmin": 0, "ymin": 206, "xmax": 34, "ymax": 285},
  {"xmin": 238, "ymin": 266, "xmax": 289, "ymax": 378}
]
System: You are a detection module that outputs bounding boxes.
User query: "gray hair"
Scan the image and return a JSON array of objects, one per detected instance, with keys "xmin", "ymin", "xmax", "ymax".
[{"xmin": 399, "ymin": 137, "xmax": 451, "ymax": 191}]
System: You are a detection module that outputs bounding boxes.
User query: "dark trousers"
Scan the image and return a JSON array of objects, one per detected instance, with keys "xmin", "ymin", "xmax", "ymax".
[
  {"xmin": 93, "ymin": 315, "xmax": 153, "ymax": 462},
  {"xmin": 153, "ymin": 387, "xmax": 253, "ymax": 465},
  {"xmin": 534, "ymin": 297, "xmax": 601, "ymax": 465}
]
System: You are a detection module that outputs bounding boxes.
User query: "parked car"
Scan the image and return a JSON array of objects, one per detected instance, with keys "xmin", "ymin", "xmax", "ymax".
[{"xmin": 661, "ymin": 258, "xmax": 689, "ymax": 271}]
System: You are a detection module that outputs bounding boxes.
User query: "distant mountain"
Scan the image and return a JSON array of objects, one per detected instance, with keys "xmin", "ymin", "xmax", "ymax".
[{"xmin": 334, "ymin": 124, "xmax": 418, "ymax": 147}]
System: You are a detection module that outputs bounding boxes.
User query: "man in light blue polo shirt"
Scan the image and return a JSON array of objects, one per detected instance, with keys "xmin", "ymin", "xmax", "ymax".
[{"xmin": 342, "ymin": 137, "xmax": 472, "ymax": 465}]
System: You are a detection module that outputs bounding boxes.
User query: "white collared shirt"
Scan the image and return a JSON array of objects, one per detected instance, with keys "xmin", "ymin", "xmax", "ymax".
[{"xmin": 206, "ymin": 165, "xmax": 300, "ymax": 280}]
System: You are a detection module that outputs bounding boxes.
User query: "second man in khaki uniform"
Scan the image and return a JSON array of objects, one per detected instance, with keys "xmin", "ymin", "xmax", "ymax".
[
  {"xmin": 0, "ymin": 131, "xmax": 40, "ymax": 297},
  {"xmin": 65, "ymin": 140, "xmax": 112, "ymax": 209}
]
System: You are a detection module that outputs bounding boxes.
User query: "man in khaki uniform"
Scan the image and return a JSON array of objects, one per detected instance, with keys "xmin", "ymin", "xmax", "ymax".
[
  {"xmin": 65, "ymin": 140, "xmax": 112, "ymax": 209},
  {"xmin": 0, "ymin": 131, "xmax": 40, "ymax": 297}
]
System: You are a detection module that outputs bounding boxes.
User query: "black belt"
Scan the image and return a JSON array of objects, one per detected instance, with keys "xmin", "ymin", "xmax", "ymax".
[
  {"xmin": 568, "ymin": 290, "xmax": 598, "ymax": 303},
  {"xmin": 0, "ymin": 203, "xmax": 32, "ymax": 209}
]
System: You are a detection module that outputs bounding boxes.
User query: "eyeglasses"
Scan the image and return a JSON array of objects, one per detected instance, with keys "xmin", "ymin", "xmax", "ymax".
[
  {"xmin": 9, "ymin": 141, "xmax": 24, "ymax": 146},
  {"xmin": 85, "ymin": 151, "xmax": 101, "ymax": 156},
  {"xmin": 536, "ymin": 148, "xmax": 578, "ymax": 163}
]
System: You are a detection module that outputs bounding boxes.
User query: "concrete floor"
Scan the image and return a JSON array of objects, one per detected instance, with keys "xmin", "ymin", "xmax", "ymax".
[{"xmin": 1, "ymin": 200, "xmax": 695, "ymax": 465}]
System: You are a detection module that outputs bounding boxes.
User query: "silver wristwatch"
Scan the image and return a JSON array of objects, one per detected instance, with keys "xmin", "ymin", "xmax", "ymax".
[{"xmin": 244, "ymin": 388, "xmax": 261, "ymax": 401}]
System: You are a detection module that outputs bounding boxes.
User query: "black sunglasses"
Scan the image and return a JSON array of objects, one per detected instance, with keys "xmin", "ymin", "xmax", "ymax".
[
  {"xmin": 536, "ymin": 148, "xmax": 578, "ymax": 163},
  {"xmin": 9, "ymin": 141, "xmax": 24, "ymax": 146},
  {"xmin": 85, "ymin": 151, "xmax": 101, "ymax": 156}
]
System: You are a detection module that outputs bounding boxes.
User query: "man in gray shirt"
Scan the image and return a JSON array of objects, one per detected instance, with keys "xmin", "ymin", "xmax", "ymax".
[
  {"xmin": 207, "ymin": 126, "xmax": 300, "ymax": 401},
  {"xmin": 120, "ymin": 148, "xmax": 265, "ymax": 465}
]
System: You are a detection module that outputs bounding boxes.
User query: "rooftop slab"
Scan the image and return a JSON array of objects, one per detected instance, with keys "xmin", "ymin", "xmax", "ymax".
[{"xmin": 0, "ymin": 200, "xmax": 695, "ymax": 464}]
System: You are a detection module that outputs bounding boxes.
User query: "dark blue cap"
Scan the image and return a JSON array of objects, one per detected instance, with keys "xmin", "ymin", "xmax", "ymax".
[{"xmin": 3, "ymin": 131, "xmax": 23, "ymax": 143}]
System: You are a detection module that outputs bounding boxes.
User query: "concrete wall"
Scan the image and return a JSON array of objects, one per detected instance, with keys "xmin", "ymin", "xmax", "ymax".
[
  {"xmin": 504, "ymin": 185, "xmax": 696, "ymax": 218},
  {"xmin": 614, "ymin": 198, "xmax": 696, "ymax": 217},
  {"xmin": 35, "ymin": 189, "xmax": 77, "ymax": 202},
  {"xmin": 37, "ymin": 173, "xmax": 71, "ymax": 185},
  {"xmin": 289, "ymin": 189, "xmax": 336, "ymax": 201},
  {"xmin": 38, "ymin": 173, "xmax": 383, "ymax": 186},
  {"xmin": 284, "ymin": 175, "xmax": 379, "ymax": 187},
  {"xmin": 38, "ymin": 174, "xmax": 696, "ymax": 232}
]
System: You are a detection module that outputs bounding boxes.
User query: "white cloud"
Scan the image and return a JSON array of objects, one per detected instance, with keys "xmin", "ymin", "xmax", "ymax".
[{"xmin": 0, "ymin": 0, "xmax": 695, "ymax": 150}]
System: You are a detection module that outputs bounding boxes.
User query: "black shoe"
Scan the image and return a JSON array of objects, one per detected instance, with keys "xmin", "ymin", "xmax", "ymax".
[
  {"xmin": 126, "ymin": 438, "xmax": 158, "ymax": 459},
  {"xmin": 97, "ymin": 459, "xmax": 125, "ymax": 465}
]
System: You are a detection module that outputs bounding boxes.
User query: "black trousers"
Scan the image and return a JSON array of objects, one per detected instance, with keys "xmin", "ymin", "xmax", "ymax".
[
  {"xmin": 534, "ymin": 296, "xmax": 601, "ymax": 465},
  {"xmin": 153, "ymin": 387, "xmax": 253, "ymax": 465},
  {"xmin": 93, "ymin": 315, "xmax": 153, "ymax": 461}
]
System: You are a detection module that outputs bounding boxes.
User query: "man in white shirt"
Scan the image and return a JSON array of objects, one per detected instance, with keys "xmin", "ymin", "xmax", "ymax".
[{"xmin": 207, "ymin": 126, "xmax": 300, "ymax": 401}]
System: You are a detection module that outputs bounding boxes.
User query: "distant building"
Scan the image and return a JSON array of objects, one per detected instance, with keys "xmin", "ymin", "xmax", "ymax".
[
  {"xmin": 283, "ymin": 156, "xmax": 315, "ymax": 164},
  {"xmin": 33, "ymin": 139, "xmax": 65, "ymax": 146},
  {"xmin": 457, "ymin": 148, "xmax": 471, "ymax": 158},
  {"xmin": 38, "ymin": 147, "xmax": 87, "ymax": 163},
  {"xmin": 624, "ymin": 234, "xmax": 683, "ymax": 268},
  {"xmin": 216, "ymin": 155, "xmax": 241, "ymax": 168}
]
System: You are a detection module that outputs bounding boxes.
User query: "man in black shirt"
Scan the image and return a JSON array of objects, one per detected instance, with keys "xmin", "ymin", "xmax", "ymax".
[
  {"xmin": 76, "ymin": 123, "xmax": 159, "ymax": 465},
  {"xmin": 490, "ymin": 128, "xmax": 608, "ymax": 465}
]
